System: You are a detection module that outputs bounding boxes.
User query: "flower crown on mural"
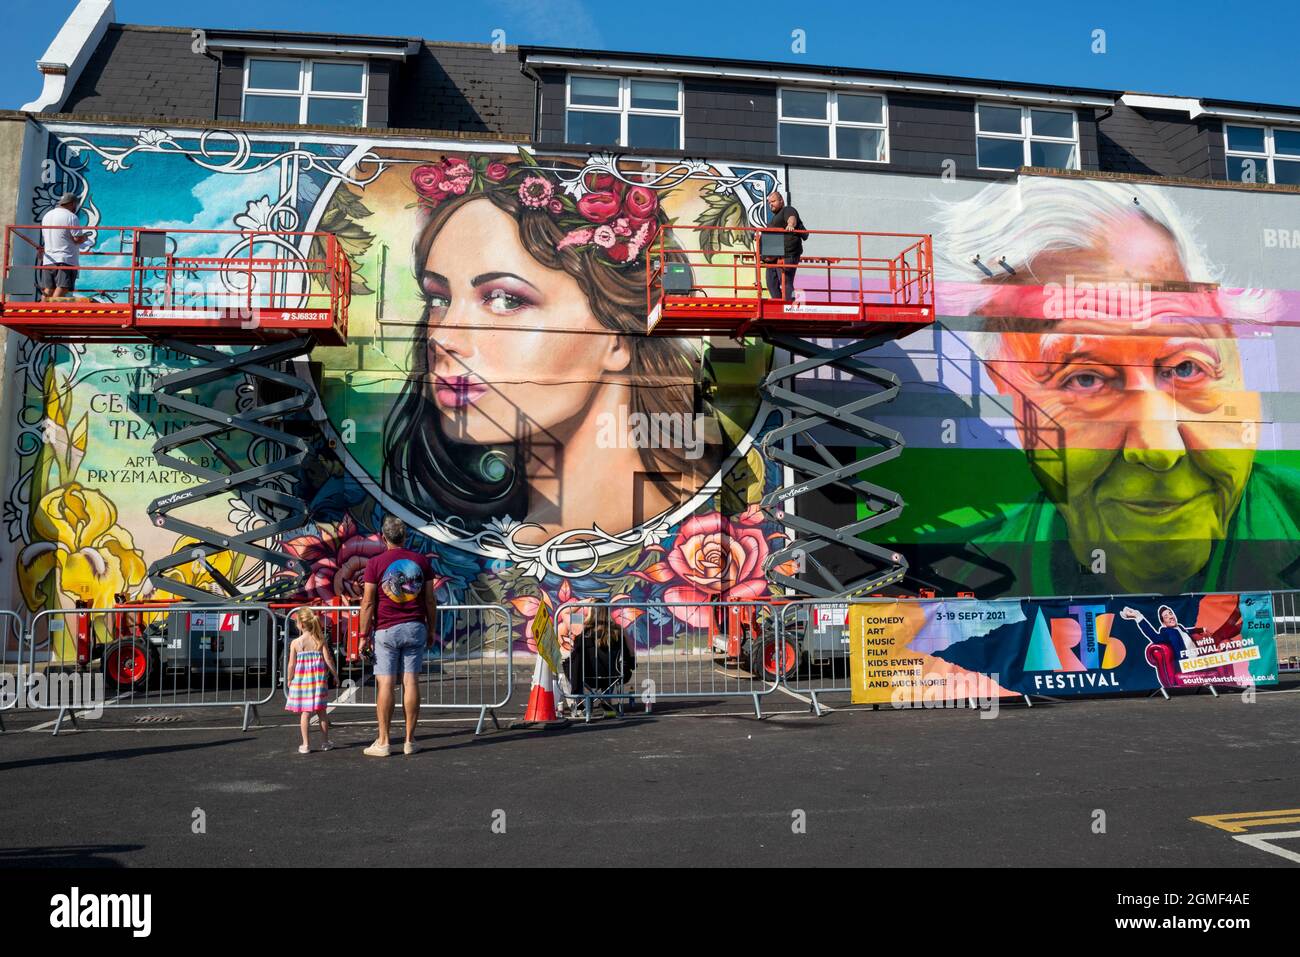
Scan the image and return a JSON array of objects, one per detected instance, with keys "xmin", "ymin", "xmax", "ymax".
[{"xmin": 409, "ymin": 149, "xmax": 666, "ymax": 269}]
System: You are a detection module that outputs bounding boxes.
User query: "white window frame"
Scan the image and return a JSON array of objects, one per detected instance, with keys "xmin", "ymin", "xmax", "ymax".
[
  {"xmin": 241, "ymin": 57, "xmax": 369, "ymax": 127},
  {"xmin": 564, "ymin": 74, "xmax": 684, "ymax": 149},
  {"xmin": 777, "ymin": 88, "xmax": 889, "ymax": 163},
  {"xmin": 976, "ymin": 103, "xmax": 1079, "ymax": 171},
  {"xmin": 1223, "ymin": 122, "xmax": 1300, "ymax": 185}
]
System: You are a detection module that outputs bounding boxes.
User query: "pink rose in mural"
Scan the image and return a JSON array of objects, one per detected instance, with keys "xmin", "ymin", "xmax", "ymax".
[
  {"xmin": 485, "ymin": 160, "xmax": 509, "ymax": 182},
  {"xmin": 412, "ymin": 158, "xmax": 474, "ymax": 206},
  {"xmin": 283, "ymin": 516, "xmax": 386, "ymax": 603},
  {"xmin": 577, "ymin": 190, "xmax": 622, "ymax": 224},
  {"xmin": 623, "ymin": 186, "xmax": 658, "ymax": 220},
  {"xmin": 632, "ymin": 506, "xmax": 771, "ymax": 627}
]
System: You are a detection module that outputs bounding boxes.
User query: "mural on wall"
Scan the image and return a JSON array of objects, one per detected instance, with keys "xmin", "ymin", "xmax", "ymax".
[
  {"xmin": 10, "ymin": 124, "xmax": 795, "ymax": 650},
  {"xmin": 848, "ymin": 175, "xmax": 1300, "ymax": 598},
  {"xmin": 10, "ymin": 122, "xmax": 1300, "ymax": 626}
]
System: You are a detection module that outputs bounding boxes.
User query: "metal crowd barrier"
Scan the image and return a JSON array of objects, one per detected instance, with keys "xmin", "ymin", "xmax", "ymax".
[
  {"xmin": 1267, "ymin": 591, "xmax": 1300, "ymax": 672},
  {"xmin": 777, "ymin": 600, "xmax": 855, "ymax": 715},
  {"xmin": 281, "ymin": 604, "xmax": 513, "ymax": 735},
  {"xmin": 0, "ymin": 610, "xmax": 26, "ymax": 730},
  {"xmin": 25, "ymin": 604, "xmax": 277, "ymax": 734},
  {"xmin": 553, "ymin": 600, "xmax": 783, "ymax": 718}
]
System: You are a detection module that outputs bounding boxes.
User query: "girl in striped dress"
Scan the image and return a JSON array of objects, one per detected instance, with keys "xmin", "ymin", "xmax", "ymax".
[{"xmin": 285, "ymin": 608, "xmax": 337, "ymax": 753}]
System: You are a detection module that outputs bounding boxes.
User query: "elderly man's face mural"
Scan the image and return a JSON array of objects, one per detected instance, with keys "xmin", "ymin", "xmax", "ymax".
[{"xmin": 980, "ymin": 211, "xmax": 1259, "ymax": 593}]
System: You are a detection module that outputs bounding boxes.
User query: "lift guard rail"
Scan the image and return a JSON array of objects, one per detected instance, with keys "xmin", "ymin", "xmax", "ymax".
[
  {"xmin": 0, "ymin": 225, "xmax": 350, "ymax": 344},
  {"xmin": 645, "ymin": 224, "xmax": 934, "ymax": 337}
]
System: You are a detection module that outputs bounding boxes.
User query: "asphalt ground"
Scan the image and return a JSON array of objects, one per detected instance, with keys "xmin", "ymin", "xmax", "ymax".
[{"xmin": 1, "ymin": 678, "xmax": 1299, "ymax": 868}]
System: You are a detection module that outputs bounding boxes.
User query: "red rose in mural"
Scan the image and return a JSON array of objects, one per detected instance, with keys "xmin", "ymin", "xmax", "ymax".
[
  {"xmin": 485, "ymin": 161, "xmax": 509, "ymax": 181},
  {"xmin": 623, "ymin": 186, "xmax": 658, "ymax": 220},
  {"xmin": 577, "ymin": 190, "xmax": 622, "ymax": 224},
  {"xmin": 631, "ymin": 506, "xmax": 771, "ymax": 627},
  {"xmin": 411, "ymin": 164, "xmax": 446, "ymax": 198},
  {"xmin": 584, "ymin": 171, "xmax": 625, "ymax": 195},
  {"xmin": 284, "ymin": 516, "xmax": 387, "ymax": 603}
]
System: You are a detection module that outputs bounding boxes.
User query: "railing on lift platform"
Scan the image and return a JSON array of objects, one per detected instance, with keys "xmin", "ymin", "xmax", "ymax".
[
  {"xmin": 644, "ymin": 224, "xmax": 934, "ymax": 333},
  {"xmin": 0, "ymin": 225, "xmax": 350, "ymax": 343}
]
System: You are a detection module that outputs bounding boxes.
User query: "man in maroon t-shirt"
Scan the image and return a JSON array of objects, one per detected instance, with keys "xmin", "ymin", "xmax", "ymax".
[{"xmin": 359, "ymin": 515, "xmax": 437, "ymax": 756}]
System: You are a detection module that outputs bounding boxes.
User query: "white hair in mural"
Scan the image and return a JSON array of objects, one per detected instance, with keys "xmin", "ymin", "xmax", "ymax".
[{"xmin": 933, "ymin": 176, "xmax": 1277, "ymax": 325}]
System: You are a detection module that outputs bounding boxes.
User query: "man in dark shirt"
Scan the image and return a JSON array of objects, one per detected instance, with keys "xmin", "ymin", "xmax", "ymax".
[
  {"xmin": 765, "ymin": 190, "xmax": 806, "ymax": 300},
  {"xmin": 359, "ymin": 515, "xmax": 437, "ymax": 756}
]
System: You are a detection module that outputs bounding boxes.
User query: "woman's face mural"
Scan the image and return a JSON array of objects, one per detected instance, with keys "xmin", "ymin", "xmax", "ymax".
[
  {"xmin": 420, "ymin": 198, "xmax": 631, "ymax": 446},
  {"xmin": 379, "ymin": 153, "xmax": 767, "ymax": 548}
]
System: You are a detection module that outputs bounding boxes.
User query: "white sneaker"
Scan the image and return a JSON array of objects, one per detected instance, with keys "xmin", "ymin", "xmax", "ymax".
[{"xmin": 363, "ymin": 741, "xmax": 391, "ymax": 757}]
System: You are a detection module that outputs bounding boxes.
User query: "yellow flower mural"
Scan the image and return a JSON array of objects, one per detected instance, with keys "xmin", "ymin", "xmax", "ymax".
[
  {"xmin": 19, "ymin": 482, "xmax": 148, "ymax": 609},
  {"xmin": 151, "ymin": 536, "xmax": 243, "ymax": 600},
  {"xmin": 17, "ymin": 362, "xmax": 149, "ymax": 612}
]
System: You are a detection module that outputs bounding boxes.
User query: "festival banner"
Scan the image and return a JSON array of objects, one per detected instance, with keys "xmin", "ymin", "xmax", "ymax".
[{"xmin": 849, "ymin": 594, "xmax": 1278, "ymax": 705}]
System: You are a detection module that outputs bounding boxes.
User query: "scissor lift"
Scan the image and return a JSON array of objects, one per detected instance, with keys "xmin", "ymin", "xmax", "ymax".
[
  {"xmin": 0, "ymin": 224, "xmax": 350, "ymax": 603},
  {"xmin": 647, "ymin": 225, "xmax": 934, "ymax": 600}
]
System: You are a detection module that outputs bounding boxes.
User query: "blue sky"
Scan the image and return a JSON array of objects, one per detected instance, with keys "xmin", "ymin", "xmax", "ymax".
[{"xmin": 4, "ymin": 0, "xmax": 1299, "ymax": 110}]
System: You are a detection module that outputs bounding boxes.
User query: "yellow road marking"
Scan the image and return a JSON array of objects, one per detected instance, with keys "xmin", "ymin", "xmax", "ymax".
[{"xmin": 1190, "ymin": 809, "xmax": 1300, "ymax": 833}]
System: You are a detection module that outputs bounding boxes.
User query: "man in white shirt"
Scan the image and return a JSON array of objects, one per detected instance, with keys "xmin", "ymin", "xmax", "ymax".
[{"xmin": 39, "ymin": 192, "xmax": 88, "ymax": 300}]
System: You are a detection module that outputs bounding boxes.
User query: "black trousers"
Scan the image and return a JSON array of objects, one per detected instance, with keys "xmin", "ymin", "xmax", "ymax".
[{"xmin": 765, "ymin": 254, "xmax": 800, "ymax": 299}]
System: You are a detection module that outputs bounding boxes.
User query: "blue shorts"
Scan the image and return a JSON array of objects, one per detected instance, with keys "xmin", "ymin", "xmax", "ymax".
[{"xmin": 373, "ymin": 621, "xmax": 426, "ymax": 677}]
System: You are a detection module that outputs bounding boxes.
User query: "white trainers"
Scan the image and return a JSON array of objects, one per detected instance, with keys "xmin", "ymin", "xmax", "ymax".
[
  {"xmin": 297, "ymin": 744, "xmax": 310, "ymax": 754},
  {"xmin": 403, "ymin": 741, "xmax": 417, "ymax": 755},
  {"xmin": 363, "ymin": 741, "xmax": 391, "ymax": 757}
]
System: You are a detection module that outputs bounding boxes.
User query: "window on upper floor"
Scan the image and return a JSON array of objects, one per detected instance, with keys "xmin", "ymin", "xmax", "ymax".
[
  {"xmin": 778, "ymin": 89, "xmax": 888, "ymax": 162},
  {"xmin": 242, "ymin": 58, "xmax": 368, "ymax": 127},
  {"xmin": 565, "ymin": 75, "xmax": 683, "ymax": 150},
  {"xmin": 976, "ymin": 104, "xmax": 1078, "ymax": 171},
  {"xmin": 1224, "ymin": 124, "xmax": 1300, "ymax": 186}
]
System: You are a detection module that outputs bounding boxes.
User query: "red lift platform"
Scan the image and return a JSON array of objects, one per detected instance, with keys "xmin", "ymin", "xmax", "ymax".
[
  {"xmin": 645, "ymin": 225, "xmax": 936, "ymax": 601},
  {"xmin": 0, "ymin": 224, "xmax": 352, "ymax": 605},
  {"xmin": 0, "ymin": 225, "xmax": 349, "ymax": 345},
  {"xmin": 646, "ymin": 225, "xmax": 933, "ymax": 338}
]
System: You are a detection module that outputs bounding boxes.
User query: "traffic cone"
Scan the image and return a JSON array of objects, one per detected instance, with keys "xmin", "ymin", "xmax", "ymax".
[{"xmin": 511, "ymin": 654, "xmax": 568, "ymax": 729}]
